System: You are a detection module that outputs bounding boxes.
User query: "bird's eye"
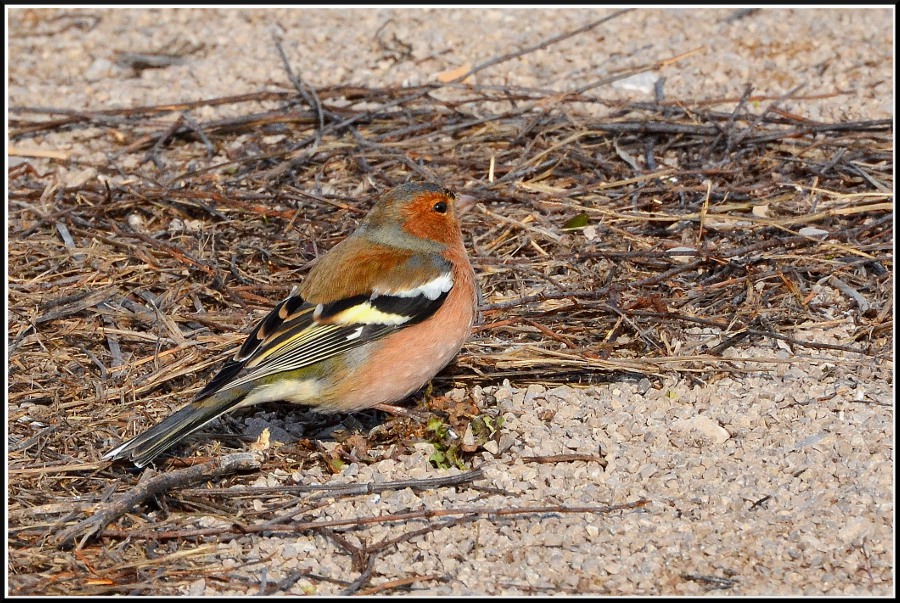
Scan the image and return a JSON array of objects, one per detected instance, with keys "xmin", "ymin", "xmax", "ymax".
[{"xmin": 432, "ymin": 201, "xmax": 448, "ymax": 214}]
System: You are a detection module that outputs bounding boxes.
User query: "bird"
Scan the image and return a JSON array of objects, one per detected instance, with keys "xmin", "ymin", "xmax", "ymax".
[{"xmin": 104, "ymin": 182, "xmax": 479, "ymax": 468}]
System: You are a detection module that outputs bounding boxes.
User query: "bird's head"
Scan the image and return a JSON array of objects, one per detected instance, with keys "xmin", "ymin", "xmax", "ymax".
[{"xmin": 363, "ymin": 182, "xmax": 471, "ymax": 247}]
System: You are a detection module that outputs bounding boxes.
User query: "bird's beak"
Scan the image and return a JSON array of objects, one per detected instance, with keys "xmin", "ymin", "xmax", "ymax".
[{"xmin": 455, "ymin": 194, "xmax": 478, "ymax": 216}]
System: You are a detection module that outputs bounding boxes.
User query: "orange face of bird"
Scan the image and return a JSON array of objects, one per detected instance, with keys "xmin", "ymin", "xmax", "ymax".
[{"xmin": 398, "ymin": 190, "xmax": 461, "ymax": 245}]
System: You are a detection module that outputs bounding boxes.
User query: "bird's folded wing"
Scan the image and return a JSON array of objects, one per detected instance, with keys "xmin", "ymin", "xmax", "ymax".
[{"xmin": 194, "ymin": 254, "xmax": 453, "ymax": 400}]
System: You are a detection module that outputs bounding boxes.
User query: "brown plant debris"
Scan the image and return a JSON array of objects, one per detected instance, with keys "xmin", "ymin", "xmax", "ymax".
[{"xmin": 7, "ymin": 61, "xmax": 893, "ymax": 594}]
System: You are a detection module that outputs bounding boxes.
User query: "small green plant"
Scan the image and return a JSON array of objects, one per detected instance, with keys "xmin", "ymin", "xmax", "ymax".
[
  {"xmin": 425, "ymin": 413, "xmax": 505, "ymax": 469},
  {"xmin": 426, "ymin": 416, "xmax": 467, "ymax": 470}
]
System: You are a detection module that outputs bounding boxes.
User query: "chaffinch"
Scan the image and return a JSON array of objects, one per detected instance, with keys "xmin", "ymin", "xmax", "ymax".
[{"xmin": 104, "ymin": 182, "xmax": 478, "ymax": 467}]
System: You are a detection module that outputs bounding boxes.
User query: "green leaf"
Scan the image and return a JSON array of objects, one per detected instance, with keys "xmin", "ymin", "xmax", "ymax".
[
  {"xmin": 470, "ymin": 414, "xmax": 503, "ymax": 445},
  {"xmin": 562, "ymin": 213, "xmax": 589, "ymax": 230},
  {"xmin": 427, "ymin": 417, "xmax": 448, "ymax": 440},
  {"xmin": 429, "ymin": 449, "xmax": 449, "ymax": 469}
]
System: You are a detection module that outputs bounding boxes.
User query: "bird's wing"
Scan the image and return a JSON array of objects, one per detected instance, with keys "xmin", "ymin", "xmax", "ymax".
[{"xmin": 195, "ymin": 251, "xmax": 454, "ymax": 400}]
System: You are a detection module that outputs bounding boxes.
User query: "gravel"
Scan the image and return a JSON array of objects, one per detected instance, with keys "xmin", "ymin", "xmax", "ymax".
[{"xmin": 7, "ymin": 7, "xmax": 894, "ymax": 596}]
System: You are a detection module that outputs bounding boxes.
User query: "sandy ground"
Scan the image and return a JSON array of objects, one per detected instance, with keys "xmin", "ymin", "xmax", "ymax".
[{"xmin": 6, "ymin": 7, "xmax": 895, "ymax": 596}]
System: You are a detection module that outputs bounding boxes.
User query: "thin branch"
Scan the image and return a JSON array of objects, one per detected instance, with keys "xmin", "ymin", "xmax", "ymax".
[
  {"xmin": 92, "ymin": 499, "xmax": 651, "ymax": 542},
  {"xmin": 51, "ymin": 451, "xmax": 264, "ymax": 549}
]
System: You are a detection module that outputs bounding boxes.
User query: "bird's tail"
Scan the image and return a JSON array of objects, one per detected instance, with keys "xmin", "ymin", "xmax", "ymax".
[{"xmin": 103, "ymin": 390, "xmax": 248, "ymax": 468}]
